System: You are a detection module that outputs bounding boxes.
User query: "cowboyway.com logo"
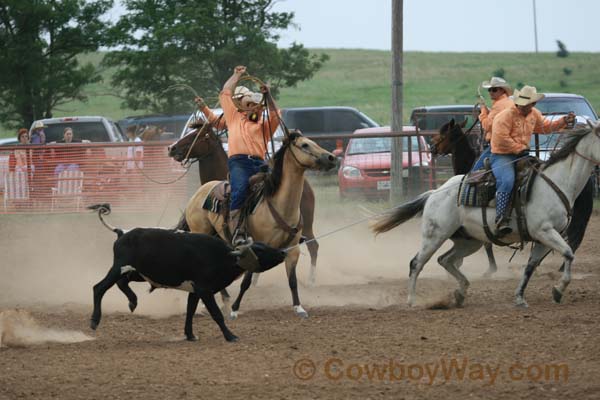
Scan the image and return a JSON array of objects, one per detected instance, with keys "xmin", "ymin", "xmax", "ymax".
[{"xmin": 292, "ymin": 357, "xmax": 569, "ymax": 385}]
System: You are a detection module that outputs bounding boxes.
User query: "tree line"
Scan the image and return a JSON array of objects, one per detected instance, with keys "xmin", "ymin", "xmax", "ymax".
[{"xmin": 0, "ymin": 0, "xmax": 328, "ymax": 128}]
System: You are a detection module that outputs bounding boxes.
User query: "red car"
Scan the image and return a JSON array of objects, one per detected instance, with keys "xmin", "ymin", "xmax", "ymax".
[{"xmin": 337, "ymin": 126, "xmax": 430, "ymax": 198}]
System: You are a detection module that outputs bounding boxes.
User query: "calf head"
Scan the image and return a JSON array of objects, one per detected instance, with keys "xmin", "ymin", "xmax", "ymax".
[{"xmin": 232, "ymin": 241, "xmax": 286, "ymax": 273}]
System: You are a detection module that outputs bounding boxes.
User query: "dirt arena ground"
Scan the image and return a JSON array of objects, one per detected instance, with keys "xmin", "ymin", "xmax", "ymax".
[{"xmin": 1, "ymin": 203, "xmax": 599, "ymax": 399}]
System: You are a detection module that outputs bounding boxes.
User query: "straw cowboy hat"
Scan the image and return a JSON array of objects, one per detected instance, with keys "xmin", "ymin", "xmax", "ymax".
[
  {"xmin": 513, "ymin": 85, "xmax": 545, "ymax": 106},
  {"xmin": 32, "ymin": 121, "xmax": 47, "ymax": 130},
  {"xmin": 233, "ymin": 86, "xmax": 263, "ymax": 109},
  {"xmin": 481, "ymin": 77, "xmax": 513, "ymax": 95}
]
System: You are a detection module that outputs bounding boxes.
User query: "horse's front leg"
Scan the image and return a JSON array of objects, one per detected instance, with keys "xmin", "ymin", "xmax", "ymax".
[
  {"xmin": 514, "ymin": 243, "xmax": 549, "ymax": 308},
  {"xmin": 285, "ymin": 248, "xmax": 308, "ymax": 318},
  {"xmin": 532, "ymin": 227, "xmax": 574, "ymax": 304}
]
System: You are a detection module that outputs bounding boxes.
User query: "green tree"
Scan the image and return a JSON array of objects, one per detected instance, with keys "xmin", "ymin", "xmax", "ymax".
[
  {"xmin": 0, "ymin": 0, "xmax": 114, "ymax": 128},
  {"xmin": 103, "ymin": 0, "xmax": 329, "ymax": 114}
]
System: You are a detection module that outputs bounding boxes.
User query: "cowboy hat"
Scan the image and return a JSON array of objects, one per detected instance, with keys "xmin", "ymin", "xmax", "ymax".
[
  {"xmin": 233, "ymin": 86, "xmax": 263, "ymax": 107},
  {"xmin": 32, "ymin": 121, "xmax": 47, "ymax": 130},
  {"xmin": 513, "ymin": 85, "xmax": 545, "ymax": 106},
  {"xmin": 481, "ymin": 77, "xmax": 513, "ymax": 95}
]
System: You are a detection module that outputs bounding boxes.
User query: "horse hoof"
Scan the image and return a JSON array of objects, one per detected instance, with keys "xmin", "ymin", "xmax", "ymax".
[
  {"xmin": 454, "ymin": 290, "xmax": 465, "ymax": 307},
  {"xmin": 515, "ymin": 300, "xmax": 528, "ymax": 309},
  {"xmin": 552, "ymin": 287, "xmax": 563, "ymax": 304},
  {"xmin": 229, "ymin": 311, "xmax": 238, "ymax": 320},
  {"xmin": 90, "ymin": 320, "xmax": 98, "ymax": 330},
  {"xmin": 294, "ymin": 305, "xmax": 309, "ymax": 318},
  {"xmin": 186, "ymin": 335, "xmax": 198, "ymax": 342},
  {"xmin": 482, "ymin": 270, "xmax": 495, "ymax": 279},
  {"xmin": 226, "ymin": 335, "xmax": 239, "ymax": 343},
  {"xmin": 128, "ymin": 302, "xmax": 137, "ymax": 313}
]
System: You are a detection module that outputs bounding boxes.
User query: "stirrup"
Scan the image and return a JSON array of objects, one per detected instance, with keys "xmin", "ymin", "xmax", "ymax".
[
  {"xmin": 495, "ymin": 216, "xmax": 512, "ymax": 237},
  {"xmin": 232, "ymin": 229, "xmax": 252, "ymax": 246}
]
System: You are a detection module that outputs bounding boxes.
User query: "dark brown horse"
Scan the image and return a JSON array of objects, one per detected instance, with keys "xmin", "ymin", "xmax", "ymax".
[
  {"xmin": 431, "ymin": 118, "xmax": 593, "ymax": 275},
  {"xmin": 168, "ymin": 123, "xmax": 321, "ymax": 286}
]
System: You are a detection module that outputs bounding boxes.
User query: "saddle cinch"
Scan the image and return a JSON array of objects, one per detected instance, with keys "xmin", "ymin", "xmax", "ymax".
[
  {"xmin": 201, "ymin": 168, "xmax": 303, "ymax": 247},
  {"xmin": 457, "ymin": 156, "xmax": 542, "ymax": 245}
]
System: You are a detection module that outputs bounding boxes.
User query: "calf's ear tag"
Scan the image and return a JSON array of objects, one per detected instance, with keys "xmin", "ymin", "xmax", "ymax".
[{"xmin": 236, "ymin": 246, "xmax": 260, "ymax": 272}]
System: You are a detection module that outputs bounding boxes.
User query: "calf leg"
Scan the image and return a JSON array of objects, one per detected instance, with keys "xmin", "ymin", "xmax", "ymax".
[
  {"xmin": 184, "ymin": 293, "xmax": 201, "ymax": 341},
  {"xmin": 91, "ymin": 263, "xmax": 125, "ymax": 330},
  {"xmin": 198, "ymin": 291, "xmax": 238, "ymax": 342},
  {"xmin": 230, "ymin": 271, "xmax": 253, "ymax": 320},
  {"xmin": 116, "ymin": 271, "xmax": 145, "ymax": 312}
]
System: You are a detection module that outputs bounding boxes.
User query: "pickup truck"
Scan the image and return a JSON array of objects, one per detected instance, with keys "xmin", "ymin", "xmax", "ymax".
[{"xmin": 29, "ymin": 116, "xmax": 126, "ymax": 143}]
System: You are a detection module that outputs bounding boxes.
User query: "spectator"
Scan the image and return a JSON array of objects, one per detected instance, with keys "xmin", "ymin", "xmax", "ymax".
[
  {"xmin": 30, "ymin": 121, "xmax": 47, "ymax": 144},
  {"xmin": 8, "ymin": 128, "xmax": 33, "ymax": 175},
  {"xmin": 125, "ymin": 126, "xmax": 144, "ymax": 170},
  {"xmin": 53, "ymin": 127, "xmax": 82, "ymax": 176}
]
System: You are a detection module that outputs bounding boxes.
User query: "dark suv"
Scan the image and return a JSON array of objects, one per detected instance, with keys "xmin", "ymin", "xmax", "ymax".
[{"xmin": 280, "ymin": 107, "xmax": 379, "ymax": 152}]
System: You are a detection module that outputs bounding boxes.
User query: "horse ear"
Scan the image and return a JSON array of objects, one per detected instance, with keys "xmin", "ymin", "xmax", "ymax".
[
  {"xmin": 459, "ymin": 119, "xmax": 468, "ymax": 128},
  {"xmin": 449, "ymin": 118, "xmax": 455, "ymax": 127}
]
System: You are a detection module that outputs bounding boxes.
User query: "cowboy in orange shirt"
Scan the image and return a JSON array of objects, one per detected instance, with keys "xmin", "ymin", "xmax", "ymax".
[
  {"xmin": 471, "ymin": 77, "xmax": 514, "ymax": 171},
  {"xmin": 219, "ymin": 65, "xmax": 279, "ymax": 243},
  {"xmin": 490, "ymin": 85, "xmax": 575, "ymax": 236}
]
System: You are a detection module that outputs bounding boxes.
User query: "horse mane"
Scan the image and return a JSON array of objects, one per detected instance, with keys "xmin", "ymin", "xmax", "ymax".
[
  {"xmin": 543, "ymin": 128, "xmax": 590, "ymax": 169},
  {"xmin": 263, "ymin": 132, "xmax": 301, "ymax": 197}
]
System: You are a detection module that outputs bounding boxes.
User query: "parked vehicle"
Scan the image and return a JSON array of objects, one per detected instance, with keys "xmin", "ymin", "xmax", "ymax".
[
  {"xmin": 338, "ymin": 126, "xmax": 430, "ymax": 198},
  {"xmin": 29, "ymin": 116, "xmax": 126, "ymax": 143},
  {"xmin": 281, "ymin": 106, "xmax": 380, "ymax": 152}
]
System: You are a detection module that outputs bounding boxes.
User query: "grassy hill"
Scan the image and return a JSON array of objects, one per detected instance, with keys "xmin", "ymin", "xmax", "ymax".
[{"xmin": 3, "ymin": 49, "xmax": 600, "ymax": 137}]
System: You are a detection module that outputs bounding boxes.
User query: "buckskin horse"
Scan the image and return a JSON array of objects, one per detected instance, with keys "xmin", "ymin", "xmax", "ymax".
[
  {"xmin": 430, "ymin": 118, "xmax": 593, "ymax": 277},
  {"xmin": 168, "ymin": 123, "xmax": 321, "ymax": 287},
  {"xmin": 373, "ymin": 122, "xmax": 599, "ymax": 308},
  {"xmin": 179, "ymin": 132, "xmax": 336, "ymax": 318}
]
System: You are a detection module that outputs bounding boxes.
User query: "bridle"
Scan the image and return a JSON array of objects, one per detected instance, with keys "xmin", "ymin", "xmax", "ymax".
[
  {"xmin": 287, "ymin": 136, "xmax": 321, "ymax": 169},
  {"xmin": 574, "ymin": 129, "xmax": 600, "ymax": 165}
]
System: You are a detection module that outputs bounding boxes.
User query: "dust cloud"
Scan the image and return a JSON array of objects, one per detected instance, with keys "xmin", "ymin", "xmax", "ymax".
[
  {"xmin": 0, "ymin": 190, "xmax": 528, "ymax": 320},
  {"xmin": 0, "ymin": 309, "xmax": 92, "ymax": 347}
]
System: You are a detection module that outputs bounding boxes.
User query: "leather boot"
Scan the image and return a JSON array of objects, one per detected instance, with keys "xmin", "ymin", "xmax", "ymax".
[
  {"xmin": 229, "ymin": 209, "xmax": 249, "ymax": 245},
  {"xmin": 495, "ymin": 191, "xmax": 512, "ymax": 237}
]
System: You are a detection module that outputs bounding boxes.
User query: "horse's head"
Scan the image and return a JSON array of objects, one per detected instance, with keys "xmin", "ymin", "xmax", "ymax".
[
  {"xmin": 430, "ymin": 118, "xmax": 468, "ymax": 156},
  {"xmin": 139, "ymin": 125, "xmax": 162, "ymax": 141},
  {"xmin": 284, "ymin": 132, "xmax": 337, "ymax": 171},
  {"xmin": 168, "ymin": 122, "xmax": 219, "ymax": 162}
]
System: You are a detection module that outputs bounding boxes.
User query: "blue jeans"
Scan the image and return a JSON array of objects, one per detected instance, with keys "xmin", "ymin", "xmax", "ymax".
[
  {"xmin": 490, "ymin": 153, "xmax": 518, "ymax": 193},
  {"xmin": 471, "ymin": 146, "xmax": 492, "ymax": 171},
  {"xmin": 228, "ymin": 155, "xmax": 266, "ymax": 210}
]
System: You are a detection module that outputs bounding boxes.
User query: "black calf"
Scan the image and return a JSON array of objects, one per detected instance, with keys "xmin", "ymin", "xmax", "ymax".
[{"xmin": 89, "ymin": 205, "xmax": 286, "ymax": 342}]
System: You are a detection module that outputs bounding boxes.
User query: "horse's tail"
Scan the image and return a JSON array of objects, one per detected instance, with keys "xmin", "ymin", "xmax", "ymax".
[
  {"xmin": 87, "ymin": 204, "xmax": 124, "ymax": 237},
  {"xmin": 371, "ymin": 190, "xmax": 433, "ymax": 235},
  {"xmin": 175, "ymin": 212, "xmax": 190, "ymax": 232}
]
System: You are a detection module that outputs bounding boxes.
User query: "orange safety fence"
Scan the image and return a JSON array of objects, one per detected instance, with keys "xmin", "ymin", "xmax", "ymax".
[{"xmin": 0, "ymin": 142, "xmax": 189, "ymax": 214}]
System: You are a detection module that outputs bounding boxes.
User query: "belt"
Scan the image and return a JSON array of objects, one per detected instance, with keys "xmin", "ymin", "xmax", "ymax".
[{"xmin": 230, "ymin": 154, "xmax": 263, "ymax": 161}]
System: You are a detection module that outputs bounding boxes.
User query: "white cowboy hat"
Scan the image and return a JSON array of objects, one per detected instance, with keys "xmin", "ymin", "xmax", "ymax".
[
  {"xmin": 513, "ymin": 85, "xmax": 545, "ymax": 106},
  {"xmin": 32, "ymin": 121, "xmax": 47, "ymax": 129},
  {"xmin": 233, "ymin": 86, "xmax": 263, "ymax": 107},
  {"xmin": 481, "ymin": 77, "xmax": 513, "ymax": 95}
]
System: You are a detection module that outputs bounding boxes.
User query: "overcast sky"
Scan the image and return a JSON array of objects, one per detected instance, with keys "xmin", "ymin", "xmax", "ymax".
[
  {"xmin": 108, "ymin": 0, "xmax": 600, "ymax": 52},
  {"xmin": 271, "ymin": 0, "xmax": 599, "ymax": 52}
]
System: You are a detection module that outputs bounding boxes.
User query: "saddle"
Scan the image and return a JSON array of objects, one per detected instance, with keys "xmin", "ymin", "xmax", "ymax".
[
  {"xmin": 202, "ymin": 172, "xmax": 268, "ymax": 241},
  {"xmin": 457, "ymin": 156, "xmax": 542, "ymax": 245},
  {"xmin": 201, "ymin": 168, "xmax": 303, "ymax": 247}
]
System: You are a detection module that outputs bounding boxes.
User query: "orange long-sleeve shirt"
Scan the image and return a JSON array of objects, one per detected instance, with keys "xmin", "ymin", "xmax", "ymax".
[
  {"xmin": 491, "ymin": 106, "xmax": 567, "ymax": 155},
  {"xmin": 479, "ymin": 94, "xmax": 514, "ymax": 141},
  {"xmin": 219, "ymin": 89, "xmax": 280, "ymax": 159}
]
